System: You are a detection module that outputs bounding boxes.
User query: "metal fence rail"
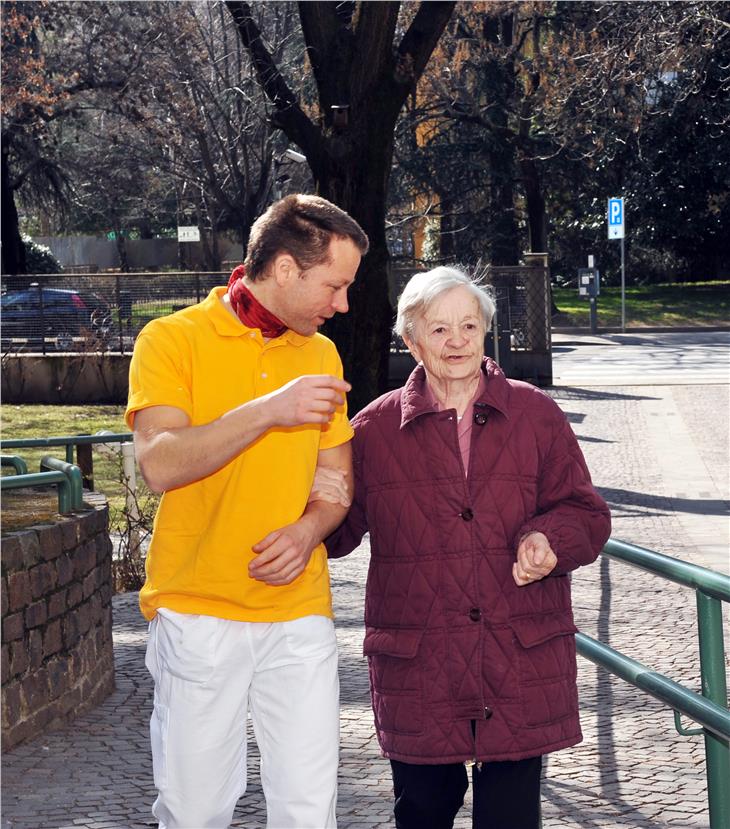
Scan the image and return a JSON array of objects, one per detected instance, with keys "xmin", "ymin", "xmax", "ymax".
[
  {"xmin": 1, "ymin": 455, "xmax": 29, "ymax": 475},
  {"xmin": 0, "ymin": 457, "xmax": 84, "ymax": 514},
  {"xmin": 576, "ymin": 538, "xmax": 730, "ymax": 829},
  {"xmin": 2, "ymin": 432, "xmax": 134, "ymax": 491},
  {"xmin": 2, "ymin": 265, "xmax": 553, "ymax": 365}
]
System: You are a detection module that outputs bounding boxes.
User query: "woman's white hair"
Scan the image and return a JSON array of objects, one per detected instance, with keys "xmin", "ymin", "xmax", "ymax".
[{"xmin": 394, "ymin": 266, "xmax": 496, "ymax": 340}]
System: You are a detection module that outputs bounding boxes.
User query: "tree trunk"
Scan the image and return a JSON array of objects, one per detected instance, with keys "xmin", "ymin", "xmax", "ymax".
[
  {"xmin": 483, "ymin": 13, "xmax": 520, "ymax": 266},
  {"xmin": 1, "ymin": 144, "xmax": 27, "ymax": 277},
  {"xmin": 226, "ymin": 0, "xmax": 456, "ymax": 411},
  {"xmin": 315, "ymin": 127, "xmax": 395, "ymax": 414},
  {"xmin": 520, "ymin": 155, "xmax": 547, "ymax": 254}
]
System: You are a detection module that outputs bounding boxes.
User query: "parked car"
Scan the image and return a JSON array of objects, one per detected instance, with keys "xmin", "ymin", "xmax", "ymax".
[{"xmin": 1, "ymin": 287, "xmax": 112, "ymax": 351}]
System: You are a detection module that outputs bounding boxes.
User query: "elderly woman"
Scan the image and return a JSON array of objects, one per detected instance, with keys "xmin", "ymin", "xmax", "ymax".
[{"xmin": 318, "ymin": 266, "xmax": 611, "ymax": 829}]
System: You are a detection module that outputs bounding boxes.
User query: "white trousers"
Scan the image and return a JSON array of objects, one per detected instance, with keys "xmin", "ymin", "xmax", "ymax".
[{"xmin": 145, "ymin": 609, "xmax": 340, "ymax": 829}]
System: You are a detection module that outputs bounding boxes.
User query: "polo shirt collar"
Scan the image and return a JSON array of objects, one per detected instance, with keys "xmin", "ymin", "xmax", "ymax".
[{"xmin": 205, "ymin": 286, "xmax": 311, "ymax": 347}]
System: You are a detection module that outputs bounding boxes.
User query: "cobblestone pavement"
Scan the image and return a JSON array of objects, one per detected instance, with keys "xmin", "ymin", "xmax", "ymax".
[{"xmin": 3, "ymin": 374, "xmax": 729, "ymax": 829}]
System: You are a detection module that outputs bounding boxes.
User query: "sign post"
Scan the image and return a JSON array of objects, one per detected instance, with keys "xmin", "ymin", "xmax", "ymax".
[
  {"xmin": 607, "ymin": 197, "xmax": 626, "ymax": 331},
  {"xmin": 578, "ymin": 255, "xmax": 600, "ymax": 334}
]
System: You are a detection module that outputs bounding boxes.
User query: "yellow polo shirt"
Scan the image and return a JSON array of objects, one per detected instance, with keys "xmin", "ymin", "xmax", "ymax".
[{"xmin": 125, "ymin": 287, "xmax": 353, "ymax": 622}]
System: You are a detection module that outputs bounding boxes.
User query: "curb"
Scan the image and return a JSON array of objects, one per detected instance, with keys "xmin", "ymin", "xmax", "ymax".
[{"xmin": 552, "ymin": 325, "xmax": 730, "ymax": 335}]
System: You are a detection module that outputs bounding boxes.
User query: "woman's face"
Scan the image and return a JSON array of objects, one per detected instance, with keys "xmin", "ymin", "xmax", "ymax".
[{"xmin": 404, "ymin": 286, "xmax": 486, "ymax": 385}]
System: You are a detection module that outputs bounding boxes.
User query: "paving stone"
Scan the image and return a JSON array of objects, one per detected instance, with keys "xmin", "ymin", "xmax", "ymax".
[{"xmin": 2, "ymin": 379, "xmax": 726, "ymax": 829}]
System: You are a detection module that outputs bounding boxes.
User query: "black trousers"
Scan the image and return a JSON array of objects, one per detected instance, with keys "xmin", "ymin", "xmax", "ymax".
[{"xmin": 390, "ymin": 755, "xmax": 542, "ymax": 829}]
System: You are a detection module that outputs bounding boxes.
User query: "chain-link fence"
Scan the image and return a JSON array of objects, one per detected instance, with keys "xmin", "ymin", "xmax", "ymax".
[
  {"xmin": 386, "ymin": 262, "xmax": 552, "ymax": 385},
  {"xmin": 2, "ymin": 265, "xmax": 552, "ymax": 382},
  {"xmin": 1, "ymin": 272, "xmax": 228, "ymax": 355},
  {"xmin": 484, "ymin": 264, "xmax": 551, "ymax": 354}
]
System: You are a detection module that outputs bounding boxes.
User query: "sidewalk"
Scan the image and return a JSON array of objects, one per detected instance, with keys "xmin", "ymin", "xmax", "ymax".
[{"xmin": 2, "ymin": 374, "xmax": 728, "ymax": 828}]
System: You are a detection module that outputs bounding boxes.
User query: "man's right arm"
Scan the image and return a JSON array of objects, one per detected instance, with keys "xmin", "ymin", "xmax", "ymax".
[{"xmin": 133, "ymin": 374, "xmax": 351, "ymax": 493}]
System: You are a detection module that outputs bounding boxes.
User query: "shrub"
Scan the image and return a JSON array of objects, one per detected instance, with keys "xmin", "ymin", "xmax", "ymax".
[{"xmin": 22, "ymin": 236, "xmax": 62, "ymax": 274}]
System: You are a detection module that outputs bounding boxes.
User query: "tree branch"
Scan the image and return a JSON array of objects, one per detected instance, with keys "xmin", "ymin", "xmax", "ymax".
[
  {"xmin": 297, "ymin": 1, "xmax": 349, "ymax": 103},
  {"xmin": 384, "ymin": 1, "xmax": 456, "ymax": 115},
  {"xmin": 225, "ymin": 1, "xmax": 321, "ymax": 157}
]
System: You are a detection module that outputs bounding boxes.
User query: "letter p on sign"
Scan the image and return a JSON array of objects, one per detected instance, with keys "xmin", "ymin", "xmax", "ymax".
[{"xmin": 608, "ymin": 197, "xmax": 625, "ymax": 239}]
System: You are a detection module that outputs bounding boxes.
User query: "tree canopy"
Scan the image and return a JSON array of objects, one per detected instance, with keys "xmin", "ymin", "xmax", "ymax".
[{"xmin": 2, "ymin": 0, "xmax": 728, "ymax": 404}]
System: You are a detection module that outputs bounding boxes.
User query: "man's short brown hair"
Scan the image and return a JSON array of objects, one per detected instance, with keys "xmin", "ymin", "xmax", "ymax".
[{"xmin": 244, "ymin": 194, "xmax": 369, "ymax": 281}]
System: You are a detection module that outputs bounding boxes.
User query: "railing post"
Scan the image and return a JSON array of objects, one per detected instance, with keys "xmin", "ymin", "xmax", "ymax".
[
  {"xmin": 37, "ymin": 282, "xmax": 47, "ymax": 356},
  {"xmin": 696, "ymin": 590, "xmax": 730, "ymax": 829},
  {"xmin": 116, "ymin": 274, "xmax": 124, "ymax": 354},
  {"xmin": 76, "ymin": 441, "xmax": 94, "ymax": 490}
]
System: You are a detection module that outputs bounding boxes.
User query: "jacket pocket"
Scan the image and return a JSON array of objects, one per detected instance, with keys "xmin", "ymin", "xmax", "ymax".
[
  {"xmin": 511, "ymin": 614, "xmax": 579, "ymax": 727},
  {"xmin": 365, "ymin": 627, "xmax": 424, "ymax": 735}
]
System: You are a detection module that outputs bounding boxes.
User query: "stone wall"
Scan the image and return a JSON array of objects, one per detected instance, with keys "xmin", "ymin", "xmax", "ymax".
[
  {"xmin": 1, "ymin": 499, "xmax": 116, "ymax": 751},
  {"xmin": 1, "ymin": 354, "xmax": 131, "ymax": 404}
]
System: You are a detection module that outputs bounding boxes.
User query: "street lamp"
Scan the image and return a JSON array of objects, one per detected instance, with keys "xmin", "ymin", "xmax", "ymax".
[
  {"xmin": 283, "ymin": 148, "xmax": 306, "ymax": 164},
  {"xmin": 272, "ymin": 147, "xmax": 307, "ymax": 201}
]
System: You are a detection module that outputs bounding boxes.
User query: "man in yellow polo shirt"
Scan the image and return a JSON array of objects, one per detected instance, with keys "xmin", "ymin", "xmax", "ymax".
[{"xmin": 125, "ymin": 195, "xmax": 368, "ymax": 829}]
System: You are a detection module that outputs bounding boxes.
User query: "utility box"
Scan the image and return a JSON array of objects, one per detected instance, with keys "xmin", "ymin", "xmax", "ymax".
[{"xmin": 578, "ymin": 267, "xmax": 600, "ymax": 298}]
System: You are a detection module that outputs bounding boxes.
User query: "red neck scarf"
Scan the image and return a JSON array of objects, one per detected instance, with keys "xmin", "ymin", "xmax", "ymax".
[{"xmin": 227, "ymin": 265, "xmax": 287, "ymax": 339}]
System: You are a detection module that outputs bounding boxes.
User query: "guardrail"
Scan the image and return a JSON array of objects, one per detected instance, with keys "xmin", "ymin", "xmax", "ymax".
[
  {"xmin": 576, "ymin": 538, "xmax": 730, "ymax": 829},
  {"xmin": 1, "ymin": 433, "xmax": 133, "ymax": 490},
  {"xmin": 2, "ymin": 433, "xmax": 142, "ymax": 565},
  {"xmin": 1, "ymin": 455, "xmax": 29, "ymax": 475},
  {"xmin": 39, "ymin": 455, "xmax": 84, "ymax": 510},
  {"xmin": 1, "ymin": 456, "xmax": 84, "ymax": 514}
]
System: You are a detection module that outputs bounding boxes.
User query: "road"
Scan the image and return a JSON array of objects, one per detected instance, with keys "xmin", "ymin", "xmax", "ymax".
[{"xmin": 552, "ymin": 331, "xmax": 730, "ymax": 387}]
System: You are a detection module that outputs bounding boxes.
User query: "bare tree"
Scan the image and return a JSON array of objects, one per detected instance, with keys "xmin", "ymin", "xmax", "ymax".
[{"xmin": 225, "ymin": 1, "xmax": 456, "ymax": 411}]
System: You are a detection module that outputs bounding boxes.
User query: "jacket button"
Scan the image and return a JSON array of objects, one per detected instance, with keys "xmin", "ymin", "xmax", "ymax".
[
  {"xmin": 460, "ymin": 508, "xmax": 474, "ymax": 521},
  {"xmin": 473, "ymin": 412, "xmax": 488, "ymax": 425},
  {"xmin": 469, "ymin": 607, "xmax": 481, "ymax": 622},
  {"xmin": 483, "ymin": 706, "xmax": 493, "ymax": 719}
]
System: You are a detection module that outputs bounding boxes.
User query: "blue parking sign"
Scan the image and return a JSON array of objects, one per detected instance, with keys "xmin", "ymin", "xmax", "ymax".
[{"xmin": 608, "ymin": 197, "xmax": 625, "ymax": 239}]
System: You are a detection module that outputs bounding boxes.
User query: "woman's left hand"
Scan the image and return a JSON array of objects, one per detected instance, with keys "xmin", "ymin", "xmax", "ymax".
[{"xmin": 513, "ymin": 531, "xmax": 557, "ymax": 586}]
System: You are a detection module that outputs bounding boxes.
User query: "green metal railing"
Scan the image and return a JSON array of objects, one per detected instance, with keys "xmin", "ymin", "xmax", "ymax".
[
  {"xmin": 1, "ymin": 454, "xmax": 28, "ymax": 475},
  {"xmin": 1, "ymin": 456, "xmax": 84, "ymax": 514},
  {"xmin": 39, "ymin": 455, "xmax": 84, "ymax": 510},
  {"xmin": 577, "ymin": 538, "xmax": 730, "ymax": 829},
  {"xmin": 1, "ymin": 433, "xmax": 133, "ymax": 490}
]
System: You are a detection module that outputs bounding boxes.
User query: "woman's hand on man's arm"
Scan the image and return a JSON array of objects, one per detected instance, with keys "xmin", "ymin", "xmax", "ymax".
[{"xmin": 249, "ymin": 442, "xmax": 353, "ymax": 586}]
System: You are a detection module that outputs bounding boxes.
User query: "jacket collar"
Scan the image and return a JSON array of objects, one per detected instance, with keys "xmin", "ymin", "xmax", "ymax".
[{"xmin": 400, "ymin": 357, "xmax": 510, "ymax": 429}]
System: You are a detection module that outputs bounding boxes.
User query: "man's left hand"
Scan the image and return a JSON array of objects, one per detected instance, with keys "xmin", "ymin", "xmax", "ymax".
[
  {"xmin": 513, "ymin": 531, "xmax": 557, "ymax": 587},
  {"xmin": 249, "ymin": 517, "xmax": 317, "ymax": 586}
]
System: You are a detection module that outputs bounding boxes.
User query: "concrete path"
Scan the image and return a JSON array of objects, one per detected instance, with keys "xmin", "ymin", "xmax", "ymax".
[{"xmin": 3, "ymin": 334, "xmax": 729, "ymax": 829}]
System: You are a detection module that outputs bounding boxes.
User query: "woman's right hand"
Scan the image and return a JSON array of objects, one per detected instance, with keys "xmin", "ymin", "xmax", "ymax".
[{"xmin": 308, "ymin": 465, "xmax": 352, "ymax": 508}]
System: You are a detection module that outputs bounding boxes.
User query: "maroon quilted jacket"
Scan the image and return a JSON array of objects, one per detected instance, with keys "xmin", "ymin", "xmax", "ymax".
[{"xmin": 327, "ymin": 358, "xmax": 611, "ymax": 764}]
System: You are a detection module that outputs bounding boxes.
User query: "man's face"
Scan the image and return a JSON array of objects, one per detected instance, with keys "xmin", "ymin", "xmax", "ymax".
[{"xmin": 278, "ymin": 237, "xmax": 361, "ymax": 336}]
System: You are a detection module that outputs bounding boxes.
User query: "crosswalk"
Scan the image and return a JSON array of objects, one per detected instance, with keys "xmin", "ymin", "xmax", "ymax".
[{"xmin": 551, "ymin": 332, "xmax": 730, "ymax": 386}]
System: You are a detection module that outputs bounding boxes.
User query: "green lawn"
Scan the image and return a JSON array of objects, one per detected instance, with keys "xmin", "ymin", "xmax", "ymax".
[{"xmin": 552, "ymin": 281, "xmax": 730, "ymax": 327}]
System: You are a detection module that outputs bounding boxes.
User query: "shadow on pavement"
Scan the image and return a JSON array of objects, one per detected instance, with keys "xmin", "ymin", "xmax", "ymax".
[
  {"xmin": 548, "ymin": 387, "xmax": 661, "ymax": 403},
  {"xmin": 599, "ymin": 486, "xmax": 729, "ymax": 517}
]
